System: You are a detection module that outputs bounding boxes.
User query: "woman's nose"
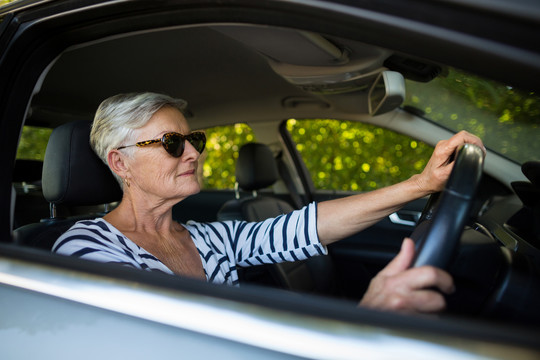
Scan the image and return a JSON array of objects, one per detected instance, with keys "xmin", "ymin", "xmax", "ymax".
[{"xmin": 181, "ymin": 139, "xmax": 200, "ymax": 160}]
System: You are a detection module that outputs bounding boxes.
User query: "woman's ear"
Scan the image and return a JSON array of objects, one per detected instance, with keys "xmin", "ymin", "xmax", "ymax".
[{"xmin": 108, "ymin": 150, "xmax": 129, "ymax": 179}]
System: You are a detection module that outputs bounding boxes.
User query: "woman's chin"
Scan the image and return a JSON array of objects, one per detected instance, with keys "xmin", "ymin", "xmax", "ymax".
[{"xmin": 182, "ymin": 182, "xmax": 201, "ymax": 197}]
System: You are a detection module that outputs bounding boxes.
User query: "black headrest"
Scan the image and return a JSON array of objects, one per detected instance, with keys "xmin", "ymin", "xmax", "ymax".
[
  {"xmin": 42, "ymin": 120, "xmax": 122, "ymax": 205},
  {"xmin": 236, "ymin": 143, "xmax": 279, "ymax": 191}
]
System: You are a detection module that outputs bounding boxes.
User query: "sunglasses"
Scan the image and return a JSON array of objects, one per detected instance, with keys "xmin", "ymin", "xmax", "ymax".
[{"xmin": 116, "ymin": 131, "xmax": 206, "ymax": 158}]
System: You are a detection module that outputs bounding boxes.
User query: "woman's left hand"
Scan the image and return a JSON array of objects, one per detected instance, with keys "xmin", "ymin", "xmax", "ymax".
[{"xmin": 412, "ymin": 130, "xmax": 486, "ymax": 195}]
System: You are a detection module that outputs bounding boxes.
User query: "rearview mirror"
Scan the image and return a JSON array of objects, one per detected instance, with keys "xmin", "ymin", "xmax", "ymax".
[{"xmin": 368, "ymin": 71, "xmax": 405, "ymax": 115}]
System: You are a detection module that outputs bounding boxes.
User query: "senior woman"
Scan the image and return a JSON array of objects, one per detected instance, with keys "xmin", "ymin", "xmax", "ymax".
[{"xmin": 53, "ymin": 92, "xmax": 485, "ymax": 313}]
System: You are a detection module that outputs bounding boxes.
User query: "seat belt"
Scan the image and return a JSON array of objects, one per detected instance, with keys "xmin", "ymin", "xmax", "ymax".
[{"xmin": 276, "ymin": 151, "xmax": 305, "ymax": 209}]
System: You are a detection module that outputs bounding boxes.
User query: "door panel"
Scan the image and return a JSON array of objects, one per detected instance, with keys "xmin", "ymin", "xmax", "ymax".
[{"xmin": 321, "ymin": 196, "xmax": 427, "ymax": 300}]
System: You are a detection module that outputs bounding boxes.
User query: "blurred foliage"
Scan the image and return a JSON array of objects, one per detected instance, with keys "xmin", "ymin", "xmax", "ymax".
[
  {"xmin": 201, "ymin": 123, "xmax": 255, "ymax": 189},
  {"xmin": 287, "ymin": 119, "xmax": 433, "ymax": 191},
  {"xmin": 16, "ymin": 126, "xmax": 52, "ymax": 160},
  {"xmin": 405, "ymin": 68, "xmax": 540, "ymax": 163}
]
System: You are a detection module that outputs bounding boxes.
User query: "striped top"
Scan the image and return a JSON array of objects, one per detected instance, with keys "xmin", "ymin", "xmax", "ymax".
[{"xmin": 52, "ymin": 202, "xmax": 326, "ymax": 286}]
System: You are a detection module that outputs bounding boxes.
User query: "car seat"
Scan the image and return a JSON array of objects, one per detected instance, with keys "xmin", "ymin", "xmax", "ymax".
[
  {"xmin": 217, "ymin": 143, "xmax": 338, "ymax": 296},
  {"xmin": 12, "ymin": 120, "xmax": 122, "ymax": 249}
]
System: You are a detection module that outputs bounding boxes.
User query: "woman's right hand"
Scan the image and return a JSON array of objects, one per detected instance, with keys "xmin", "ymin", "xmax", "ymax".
[{"xmin": 359, "ymin": 238, "xmax": 455, "ymax": 313}]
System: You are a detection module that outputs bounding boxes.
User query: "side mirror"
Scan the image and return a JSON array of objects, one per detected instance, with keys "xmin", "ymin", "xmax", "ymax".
[{"xmin": 368, "ymin": 71, "xmax": 405, "ymax": 115}]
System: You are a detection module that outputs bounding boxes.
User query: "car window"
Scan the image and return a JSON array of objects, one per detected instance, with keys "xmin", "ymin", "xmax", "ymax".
[
  {"xmin": 285, "ymin": 119, "xmax": 433, "ymax": 192},
  {"xmin": 200, "ymin": 123, "xmax": 256, "ymax": 190},
  {"xmin": 404, "ymin": 67, "xmax": 540, "ymax": 164},
  {"xmin": 0, "ymin": 0, "xmax": 11, "ymax": 10},
  {"xmin": 13, "ymin": 126, "xmax": 51, "ymax": 227},
  {"xmin": 16, "ymin": 126, "xmax": 52, "ymax": 160},
  {"xmin": 0, "ymin": 0, "xmax": 17, "ymax": 6}
]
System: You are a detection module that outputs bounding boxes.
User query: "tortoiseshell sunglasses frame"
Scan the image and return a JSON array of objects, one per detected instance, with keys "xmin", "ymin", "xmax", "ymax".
[{"xmin": 116, "ymin": 131, "xmax": 206, "ymax": 158}]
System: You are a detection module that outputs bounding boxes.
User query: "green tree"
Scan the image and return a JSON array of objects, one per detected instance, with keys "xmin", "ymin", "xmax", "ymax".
[
  {"xmin": 405, "ymin": 68, "xmax": 540, "ymax": 163},
  {"xmin": 0, "ymin": 0, "xmax": 17, "ymax": 6},
  {"xmin": 16, "ymin": 126, "xmax": 52, "ymax": 160},
  {"xmin": 287, "ymin": 119, "xmax": 432, "ymax": 191},
  {"xmin": 201, "ymin": 124, "xmax": 255, "ymax": 189}
]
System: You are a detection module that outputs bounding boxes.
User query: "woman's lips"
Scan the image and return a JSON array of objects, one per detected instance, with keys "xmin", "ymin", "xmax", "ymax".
[{"xmin": 179, "ymin": 169, "xmax": 196, "ymax": 176}]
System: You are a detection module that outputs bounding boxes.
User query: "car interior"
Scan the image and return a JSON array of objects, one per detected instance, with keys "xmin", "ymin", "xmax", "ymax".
[{"xmin": 8, "ymin": 18, "xmax": 540, "ymax": 333}]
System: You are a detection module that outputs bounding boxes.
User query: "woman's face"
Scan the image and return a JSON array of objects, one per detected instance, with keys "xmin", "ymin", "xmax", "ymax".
[{"xmin": 125, "ymin": 106, "xmax": 202, "ymax": 203}]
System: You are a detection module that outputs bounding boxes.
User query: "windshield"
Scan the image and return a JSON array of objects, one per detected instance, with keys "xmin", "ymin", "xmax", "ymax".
[{"xmin": 404, "ymin": 67, "xmax": 540, "ymax": 164}]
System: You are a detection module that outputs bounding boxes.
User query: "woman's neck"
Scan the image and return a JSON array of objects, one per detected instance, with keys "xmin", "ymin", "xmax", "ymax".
[{"xmin": 104, "ymin": 193, "xmax": 182, "ymax": 236}]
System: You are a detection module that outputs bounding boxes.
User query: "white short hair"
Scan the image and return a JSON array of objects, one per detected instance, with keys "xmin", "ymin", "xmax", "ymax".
[{"xmin": 90, "ymin": 92, "xmax": 187, "ymax": 186}]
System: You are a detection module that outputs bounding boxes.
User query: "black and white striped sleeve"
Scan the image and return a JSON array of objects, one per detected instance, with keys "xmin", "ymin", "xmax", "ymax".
[
  {"xmin": 234, "ymin": 202, "xmax": 327, "ymax": 266},
  {"xmin": 187, "ymin": 202, "xmax": 327, "ymax": 269}
]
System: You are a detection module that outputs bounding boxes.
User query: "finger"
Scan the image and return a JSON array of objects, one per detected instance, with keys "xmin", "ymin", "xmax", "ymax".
[
  {"xmin": 405, "ymin": 289, "xmax": 447, "ymax": 313},
  {"xmin": 379, "ymin": 238, "xmax": 416, "ymax": 276},
  {"xmin": 447, "ymin": 131, "xmax": 486, "ymax": 156},
  {"xmin": 399, "ymin": 266, "xmax": 455, "ymax": 294},
  {"xmin": 456, "ymin": 130, "xmax": 484, "ymax": 147}
]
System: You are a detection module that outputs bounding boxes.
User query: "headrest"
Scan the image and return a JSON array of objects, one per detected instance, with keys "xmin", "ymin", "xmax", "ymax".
[
  {"xmin": 236, "ymin": 143, "xmax": 279, "ymax": 191},
  {"xmin": 42, "ymin": 120, "xmax": 123, "ymax": 205}
]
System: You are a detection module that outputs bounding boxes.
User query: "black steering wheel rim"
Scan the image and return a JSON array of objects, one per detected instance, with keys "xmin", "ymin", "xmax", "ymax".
[{"xmin": 410, "ymin": 143, "xmax": 485, "ymax": 269}]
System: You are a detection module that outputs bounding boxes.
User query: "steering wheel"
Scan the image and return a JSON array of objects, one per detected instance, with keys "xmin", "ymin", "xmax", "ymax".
[{"xmin": 410, "ymin": 143, "xmax": 485, "ymax": 269}]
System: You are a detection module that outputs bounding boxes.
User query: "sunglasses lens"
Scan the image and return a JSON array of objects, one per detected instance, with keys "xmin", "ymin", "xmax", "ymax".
[
  {"xmin": 162, "ymin": 132, "xmax": 205, "ymax": 157},
  {"xmin": 162, "ymin": 133, "xmax": 184, "ymax": 157},
  {"xmin": 188, "ymin": 132, "xmax": 206, "ymax": 154}
]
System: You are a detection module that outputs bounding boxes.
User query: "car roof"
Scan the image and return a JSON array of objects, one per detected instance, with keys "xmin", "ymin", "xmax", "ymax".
[
  {"xmin": 29, "ymin": 25, "xmax": 396, "ymax": 129},
  {"xmin": 1, "ymin": 0, "xmax": 539, "ymax": 131}
]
